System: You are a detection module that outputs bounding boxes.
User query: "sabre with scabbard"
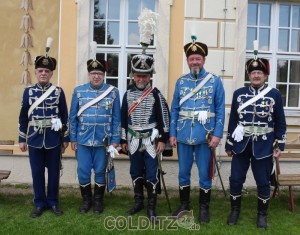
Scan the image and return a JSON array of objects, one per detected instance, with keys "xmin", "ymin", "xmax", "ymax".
[
  {"xmin": 156, "ymin": 152, "xmax": 172, "ymax": 213},
  {"xmin": 206, "ymin": 131, "xmax": 226, "ymax": 197},
  {"xmin": 56, "ymin": 124, "xmax": 66, "ymax": 201},
  {"xmin": 272, "ymin": 139, "xmax": 280, "ymax": 188},
  {"xmin": 152, "ymin": 129, "xmax": 172, "ymax": 213}
]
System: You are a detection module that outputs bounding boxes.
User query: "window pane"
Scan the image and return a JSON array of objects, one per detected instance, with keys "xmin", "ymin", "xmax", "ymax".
[
  {"xmin": 106, "ymin": 79, "xmax": 118, "ymax": 87},
  {"xmin": 292, "ymin": 6, "xmax": 300, "ymax": 28},
  {"xmin": 94, "ymin": 0, "xmax": 106, "ymax": 19},
  {"xmin": 279, "ymin": 5, "xmax": 290, "ymax": 27},
  {"xmin": 291, "ymin": 30, "xmax": 300, "ymax": 52},
  {"xmin": 288, "ymin": 85, "xmax": 300, "ymax": 107},
  {"xmin": 129, "ymin": 0, "xmax": 141, "ymax": 20},
  {"xmin": 96, "ymin": 53, "xmax": 105, "ymax": 61},
  {"xmin": 128, "ymin": 22, "xmax": 139, "ymax": 45},
  {"xmin": 290, "ymin": 60, "xmax": 300, "ymax": 83},
  {"xmin": 107, "ymin": 53, "xmax": 119, "ymax": 77},
  {"xmin": 277, "ymin": 84, "xmax": 287, "ymax": 106},
  {"xmin": 107, "ymin": 22, "xmax": 119, "ymax": 45},
  {"xmin": 260, "ymin": 4, "xmax": 271, "ymax": 26},
  {"xmin": 143, "ymin": 0, "xmax": 155, "ymax": 11},
  {"xmin": 248, "ymin": 3, "xmax": 258, "ymax": 25},
  {"xmin": 246, "ymin": 27, "xmax": 257, "ymax": 50},
  {"xmin": 94, "ymin": 21, "xmax": 106, "ymax": 44},
  {"xmin": 259, "ymin": 28, "xmax": 270, "ymax": 51},
  {"xmin": 278, "ymin": 29, "xmax": 289, "ymax": 52},
  {"xmin": 277, "ymin": 60, "xmax": 288, "ymax": 82},
  {"xmin": 108, "ymin": 0, "xmax": 120, "ymax": 19}
]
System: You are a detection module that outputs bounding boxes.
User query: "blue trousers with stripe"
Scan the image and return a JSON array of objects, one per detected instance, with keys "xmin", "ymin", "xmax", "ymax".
[{"xmin": 177, "ymin": 142, "xmax": 212, "ymax": 189}]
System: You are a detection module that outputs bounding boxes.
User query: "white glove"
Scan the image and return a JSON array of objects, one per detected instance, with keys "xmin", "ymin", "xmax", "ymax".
[
  {"xmin": 232, "ymin": 124, "xmax": 244, "ymax": 142},
  {"xmin": 197, "ymin": 111, "xmax": 208, "ymax": 124},
  {"xmin": 51, "ymin": 118, "xmax": 62, "ymax": 131},
  {"xmin": 107, "ymin": 145, "xmax": 119, "ymax": 158},
  {"xmin": 150, "ymin": 128, "xmax": 159, "ymax": 142}
]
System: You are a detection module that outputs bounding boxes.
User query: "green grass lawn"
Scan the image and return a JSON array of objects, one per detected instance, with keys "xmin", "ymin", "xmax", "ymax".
[{"xmin": 0, "ymin": 185, "xmax": 300, "ymax": 235}]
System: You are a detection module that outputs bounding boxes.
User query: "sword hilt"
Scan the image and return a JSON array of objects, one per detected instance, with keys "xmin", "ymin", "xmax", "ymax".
[{"xmin": 206, "ymin": 131, "xmax": 212, "ymax": 143}]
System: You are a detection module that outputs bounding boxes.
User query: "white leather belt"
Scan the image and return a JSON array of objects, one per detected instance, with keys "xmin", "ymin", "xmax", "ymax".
[
  {"xmin": 29, "ymin": 119, "xmax": 52, "ymax": 128},
  {"xmin": 179, "ymin": 111, "xmax": 215, "ymax": 118},
  {"xmin": 244, "ymin": 126, "xmax": 274, "ymax": 136}
]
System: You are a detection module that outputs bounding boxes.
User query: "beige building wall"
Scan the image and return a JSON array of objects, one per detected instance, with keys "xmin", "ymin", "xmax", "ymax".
[
  {"xmin": 0, "ymin": 0, "xmax": 77, "ymax": 156},
  {"xmin": 0, "ymin": 0, "xmax": 60, "ymax": 142}
]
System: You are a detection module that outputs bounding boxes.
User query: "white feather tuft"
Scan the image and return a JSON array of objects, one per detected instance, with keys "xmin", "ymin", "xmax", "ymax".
[
  {"xmin": 138, "ymin": 8, "xmax": 159, "ymax": 46},
  {"xmin": 45, "ymin": 37, "xmax": 53, "ymax": 55},
  {"xmin": 46, "ymin": 37, "xmax": 53, "ymax": 49}
]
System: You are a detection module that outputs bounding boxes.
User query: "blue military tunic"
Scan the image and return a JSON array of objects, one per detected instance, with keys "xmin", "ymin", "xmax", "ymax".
[
  {"xmin": 225, "ymin": 85, "xmax": 286, "ymax": 158},
  {"xmin": 69, "ymin": 83, "xmax": 121, "ymax": 146},
  {"xmin": 170, "ymin": 68, "xmax": 225, "ymax": 143},
  {"xmin": 18, "ymin": 82, "xmax": 70, "ymax": 146}
]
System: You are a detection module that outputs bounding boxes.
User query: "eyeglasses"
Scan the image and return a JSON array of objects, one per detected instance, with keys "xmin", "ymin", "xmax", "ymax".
[
  {"xmin": 89, "ymin": 72, "xmax": 104, "ymax": 76},
  {"xmin": 250, "ymin": 71, "xmax": 264, "ymax": 76}
]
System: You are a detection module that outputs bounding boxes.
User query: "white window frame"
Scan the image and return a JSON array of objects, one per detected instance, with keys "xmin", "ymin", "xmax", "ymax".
[
  {"xmin": 75, "ymin": 0, "xmax": 172, "ymax": 99},
  {"xmin": 246, "ymin": 1, "xmax": 300, "ymax": 113}
]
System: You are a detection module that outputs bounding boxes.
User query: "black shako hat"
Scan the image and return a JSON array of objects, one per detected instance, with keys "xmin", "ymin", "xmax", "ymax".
[
  {"xmin": 87, "ymin": 59, "xmax": 107, "ymax": 73},
  {"xmin": 34, "ymin": 37, "xmax": 57, "ymax": 71},
  {"xmin": 131, "ymin": 54, "xmax": 154, "ymax": 76},
  {"xmin": 184, "ymin": 35, "xmax": 208, "ymax": 58},
  {"xmin": 246, "ymin": 58, "xmax": 270, "ymax": 75},
  {"xmin": 34, "ymin": 56, "xmax": 57, "ymax": 71}
]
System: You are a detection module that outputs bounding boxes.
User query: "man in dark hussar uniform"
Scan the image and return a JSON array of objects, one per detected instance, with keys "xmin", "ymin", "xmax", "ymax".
[
  {"xmin": 225, "ymin": 41, "xmax": 286, "ymax": 228},
  {"xmin": 69, "ymin": 42, "xmax": 121, "ymax": 214},
  {"xmin": 18, "ymin": 38, "xmax": 69, "ymax": 218},
  {"xmin": 170, "ymin": 36, "xmax": 225, "ymax": 223},
  {"xmin": 120, "ymin": 51, "xmax": 170, "ymax": 223}
]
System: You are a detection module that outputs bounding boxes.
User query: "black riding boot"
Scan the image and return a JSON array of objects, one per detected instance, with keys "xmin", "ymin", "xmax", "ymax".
[
  {"xmin": 146, "ymin": 182, "xmax": 158, "ymax": 224},
  {"xmin": 127, "ymin": 178, "xmax": 144, "ymax": 215},
  {"xmin": 172, "ymin": 186, "xmax": 190, "ymax": 217},
  {"xmin": 79, "ymin": 184, "xmax": 92, "ymax": 213},
  {"xmin": 94, "ymin": 184, "xmax": 105, "ymax": 214},
  {"xmin": 257, "ymin": 196, "xmax": 269, "ymax": 229},
  {"xmin": 227, "ymin": 194, "xmax": 241, "ymax": 225},
  {"xmin": 199, "ymin": 188, "xmax": 211, "ymax": 224}
]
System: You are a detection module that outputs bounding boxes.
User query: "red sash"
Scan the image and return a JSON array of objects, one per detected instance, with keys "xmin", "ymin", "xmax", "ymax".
[{"xmin": 128, "ymin": 87, "xmax": 153, "ymax": 117}]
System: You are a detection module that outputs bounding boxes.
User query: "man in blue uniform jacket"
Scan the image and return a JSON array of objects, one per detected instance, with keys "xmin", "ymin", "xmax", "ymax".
[
  {"xmin": 18, "ymin": 38, "xmax": 69, "ymax": 218},
  {"xmin": 225, "ymin": 48, "xmax": 286, "ymax": 228},
  {"xmin": 69, "ymin": 44, "xmax": 121, "ymax": 214},
  {"xmin": 170, "ymin": 36, "xmax": 225, "ymax": 223}
]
